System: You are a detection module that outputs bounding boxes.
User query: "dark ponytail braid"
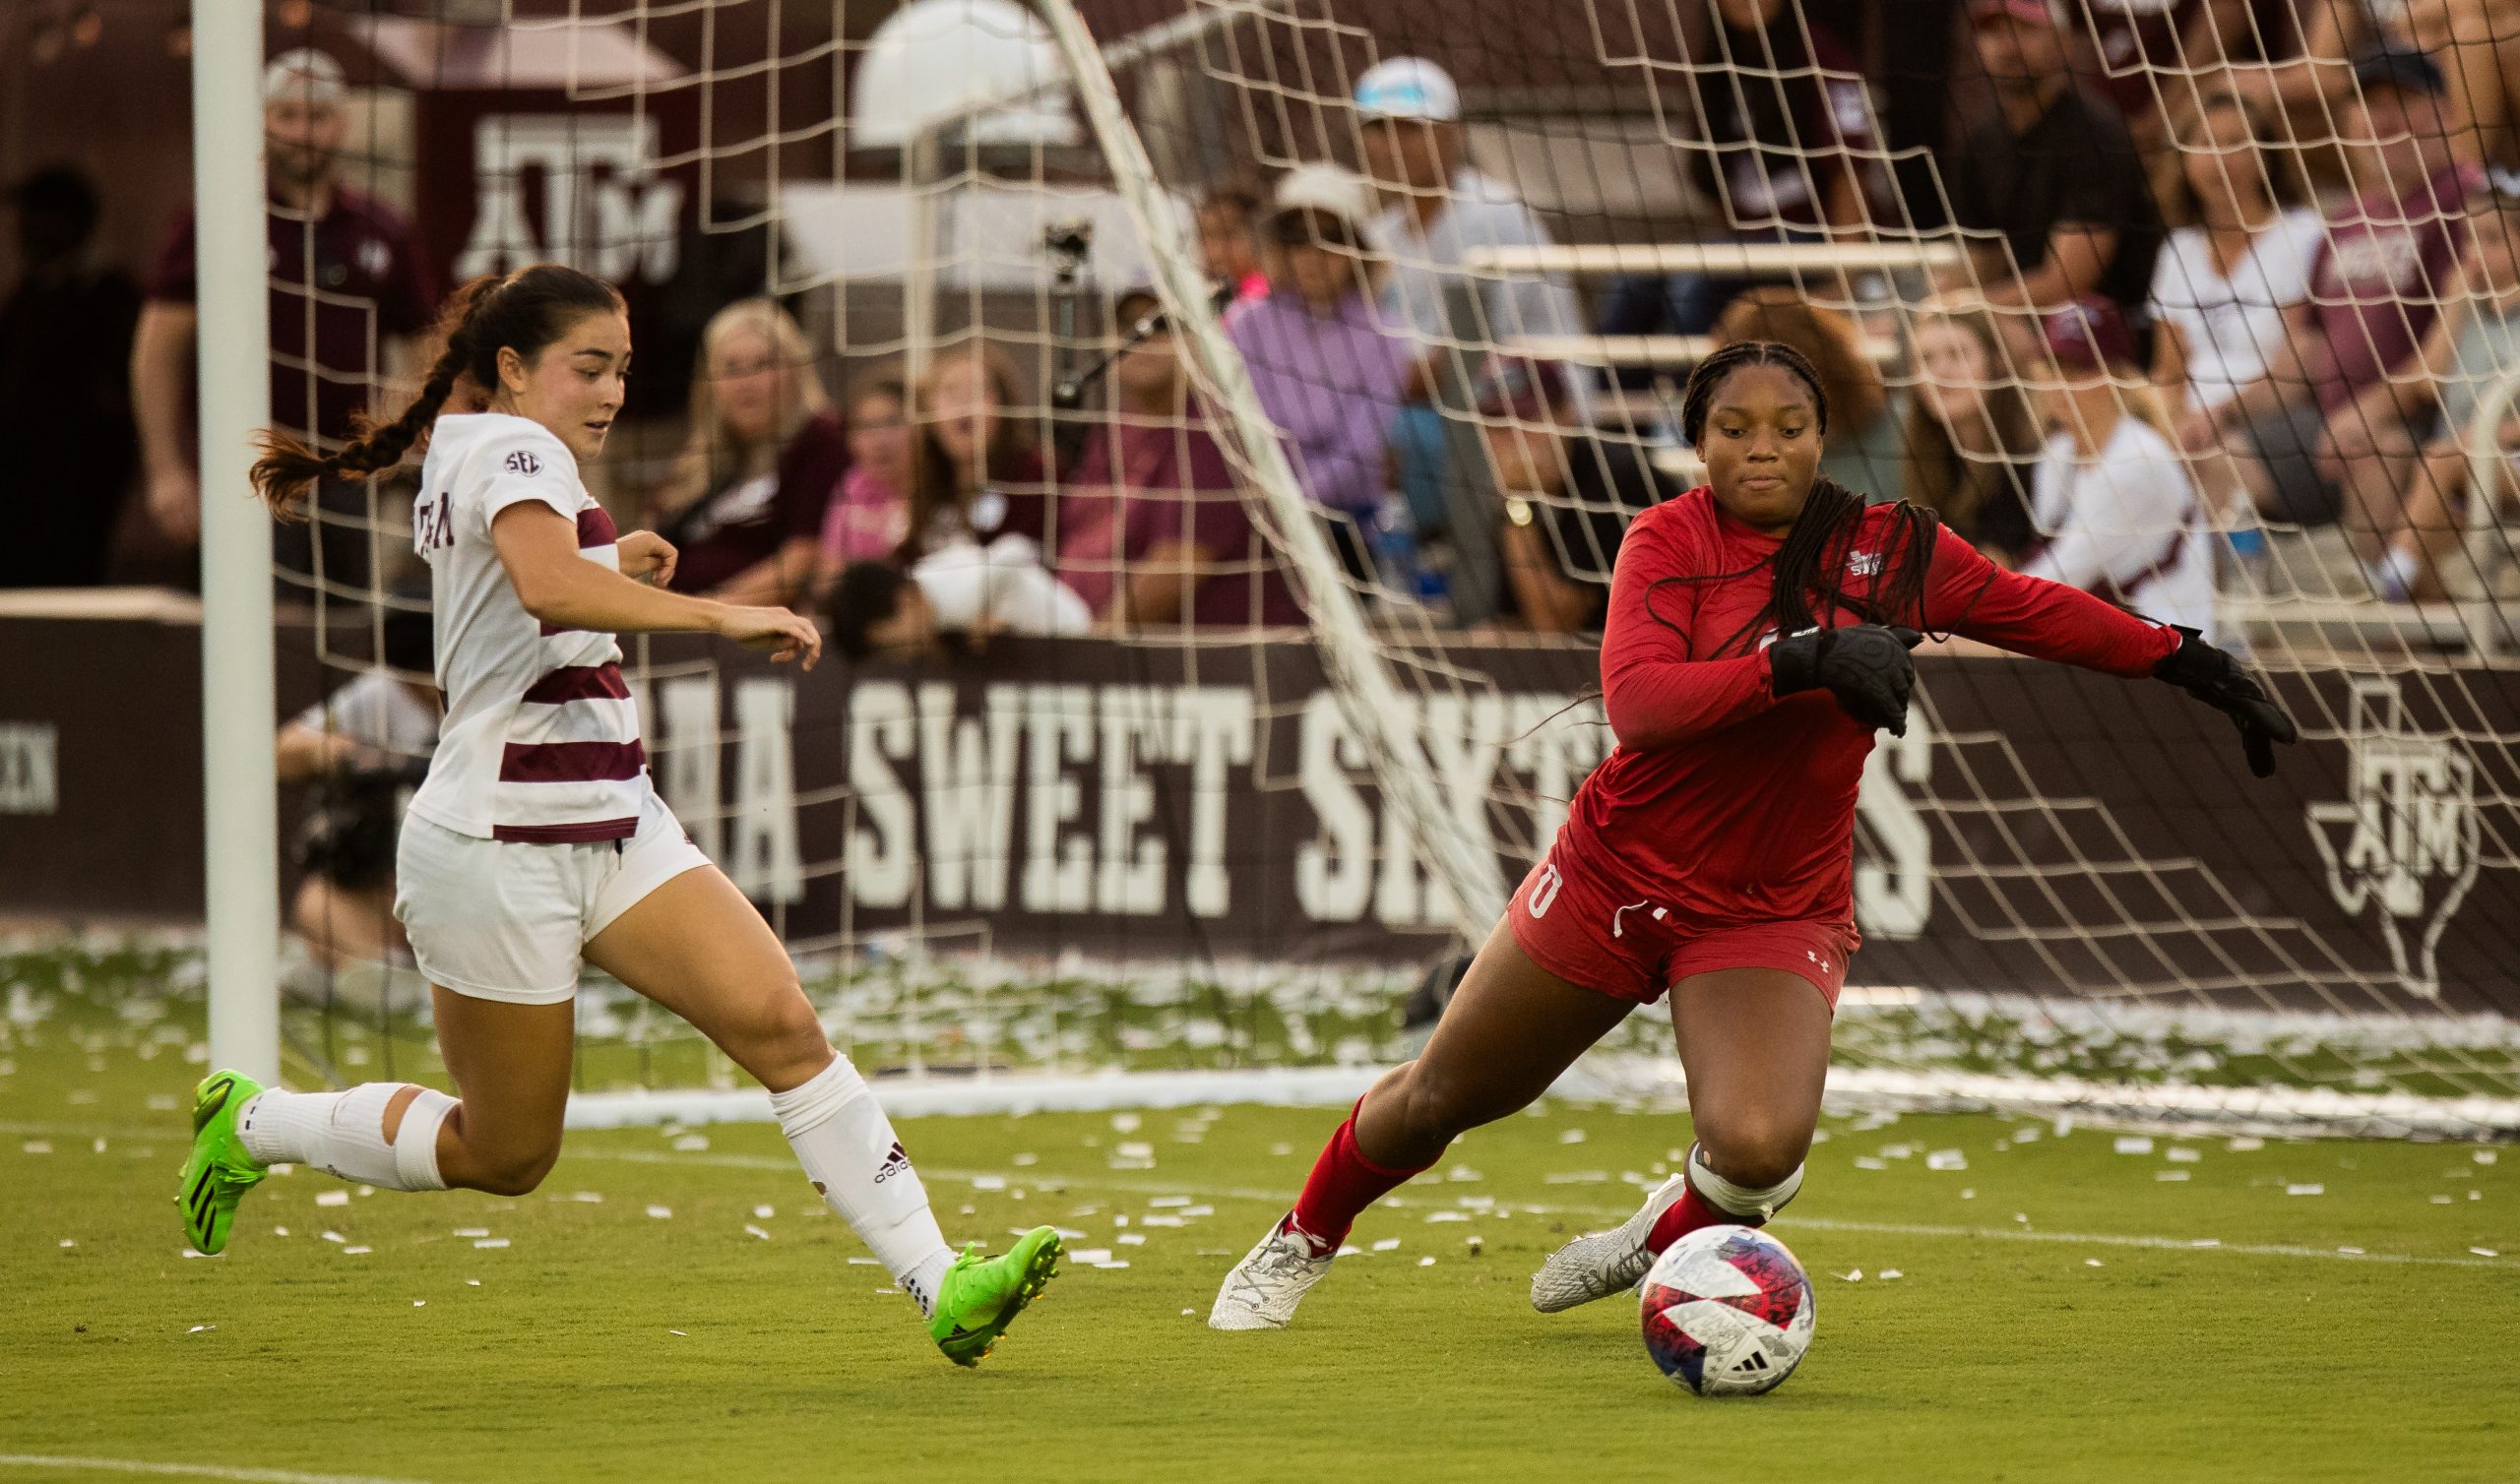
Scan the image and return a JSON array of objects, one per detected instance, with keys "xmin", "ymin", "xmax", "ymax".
[
  {"xmin": 250, "ymin": 264, "xmax": 623, "ymax": 521},
  {"xmin": 1655, "ymin": 338, "xmax": 1943, "ymax": 655}
]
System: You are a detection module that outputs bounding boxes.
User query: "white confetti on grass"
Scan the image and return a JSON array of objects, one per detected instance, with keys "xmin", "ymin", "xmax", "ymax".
[
  {"xmin": 2167, "ymin": 1146, "xmax": 2203, "ymax": 1164},
  {"xmin": 2157, "ymin": 1171, "xmax": 2191, "ymax": 1182},
  {"xmin": 2472, "ymin": 1247, "xmax": 2501, "ymax": 1258},
  {"xmin": 1878, "ymin": 1268, "xmax": 1902, "ymax": 1280},
  {"xmin": 342, "ymin": 1246, "xmax": 372, "ymax": 1256},
  {"xmin": 20, "ymin": 1142, "xmax": 49, "ymax": 1154},
  {"xmin": 1070, "ymin": 1248, "xmax": 1113, "ymax": 1265},
  {"xmin": 320, "ymin": 1231, "xmax": 346, "ymax": 1244},
  {"xmin": 752, "ymin": 1206, "xmax": 776, "ymax": 1219},
  {"xmin": 2085, "ymin": 1259, "xmax": 2104, "ymax": 1268},
  {"xmin": 454, "ymin": 1227, "xmax": 489, "ymax": 1238},
  {"xmin": 742, "ymin": 1225, "xmax": 772, "ymax": 1241},
  {"xmin": 315, "ymin": 1191, "xmax": 349, "ymax": 1207},
  {"xmin": 1418, "ymin": 1256, "xmax": 1436, "ymax": 1268},
  {"xmin": 1370, "ymin": 1238, "xmax": 1401, "ymax": 1252},
  {"xmin": 2113, "ymin": 1136, "xmax": 2155, "ymax": 1155},
  {"xmin": 2287, "ymin": 1184, "xmax": 2326, "ymax": 1197},
  {"xmin": 1838, "ymin": 1269, "xmax": 1862, "ymax": 1282},
  {"xmin": 671, "ymin": 1135, "xmax": 709, "ymax": 1152},
  {"xmin": 1925, "ymin": 1149, "xmax": 1967, "ymax": 1172},
  {"xmin": 971, "ymin": 1175, "xmax": 1008, "ymax": 1192},
  {"xmin": 472, "ymin": 1238, "xmax": 509, "ymax": 1250},
  {"xmin": 1117, "ymin": 1233, "xmax": 1146, "ymax": 1246},
  {"xmin": 1557, "ymin": 1129, "xmax": 1587, "ymax": 1144},
  {"xmin": 2476, "ymin": 1149, "xmax": 2499, "ymax": 1165},
  {"xmin": 645, "ymin": 1206, "xmax": 672, "ymax": 1219}
]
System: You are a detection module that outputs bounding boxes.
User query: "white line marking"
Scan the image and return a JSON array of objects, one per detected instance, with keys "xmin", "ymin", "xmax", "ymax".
[
  {"xmin": 0, "ymin": 1456, "xmax": 433, "ymax": 1484},
  {"xmin": 21, "ymin": 1119, "xmax": 2507, "ymax": 1275},
  {"xmin": 559, "ymin": 1148, "xmax": 2520, "ymax": 1271}
]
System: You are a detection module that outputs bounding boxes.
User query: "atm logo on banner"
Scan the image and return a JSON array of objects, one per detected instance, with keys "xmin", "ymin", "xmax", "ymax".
[
  {"xmin": 2305, "ymin": 676, "xmax": 2481, "ymax": 998},
  {"xmin": 458, "ymin": 115, "xmax": 684, "ymax": 285}
]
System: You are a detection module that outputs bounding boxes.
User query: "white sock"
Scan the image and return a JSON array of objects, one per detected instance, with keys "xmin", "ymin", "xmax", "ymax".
[
  {"xmin": 237, "ymin": 1084, "xmax": 454, "ymax": 1193},
  {"xmin": 771, "ymin": 1055, "xmax": 955, "ymax": 1316},
  {"xmin": 1686, "ymin": 1142, "xmax": 1803, "ymax": 1221}
]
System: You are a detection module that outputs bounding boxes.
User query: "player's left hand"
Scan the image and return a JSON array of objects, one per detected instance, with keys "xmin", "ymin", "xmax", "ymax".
[
  {"xmin": 616, "ymin": 530, "xmax": 677, "ymax": 587},
  {"xmin": 2153, "ymin": 626, "xmax": 2299, "ymax": 777}
]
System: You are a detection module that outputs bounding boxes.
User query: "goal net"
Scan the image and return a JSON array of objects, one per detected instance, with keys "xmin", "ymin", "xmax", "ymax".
[{"xmin": 218, "ymin": 0, "xmax": 2520, "ymax": 1137}]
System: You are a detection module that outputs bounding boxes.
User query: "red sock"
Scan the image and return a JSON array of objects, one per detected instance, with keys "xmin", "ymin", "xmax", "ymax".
[
  {"xmin": 1288, "ymin": 1112, "xmax": 1430, "ymax": 1253},
  {"xmin": 1646, "ymin": 1186, "xmax": 1764, "ymax": 1255}
]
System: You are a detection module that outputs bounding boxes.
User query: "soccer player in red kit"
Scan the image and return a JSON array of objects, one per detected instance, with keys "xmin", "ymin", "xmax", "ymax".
[{"xmin": 1210, "ymin": 340, "xmax": 2297, "ymax": 1329}]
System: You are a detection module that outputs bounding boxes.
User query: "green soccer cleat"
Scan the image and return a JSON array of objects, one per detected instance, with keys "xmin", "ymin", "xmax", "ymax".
[
  {"xmin": 927, "ymin": 1225, "xmax": 1063, "ymax": 1367},
  {"xmin": 175, "ymin": 1070, "xmax": 268, "ymax": 1256}
]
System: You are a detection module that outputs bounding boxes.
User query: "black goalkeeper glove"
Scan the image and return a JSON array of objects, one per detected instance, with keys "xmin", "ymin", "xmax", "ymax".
[
  {"xmin": 2152, "ymin": 625, "xmax": 2299, "ymax": 778},
  {"xmin": 1770, "ymin": 624, "xmax": 1925, "ymax": 736}
]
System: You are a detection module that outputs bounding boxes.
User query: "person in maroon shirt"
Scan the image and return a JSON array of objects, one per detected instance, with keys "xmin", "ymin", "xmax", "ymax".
[
  {"xmin": 648, "ymin": 298, "xmax": 843, "ymax": 604},
  {"xmin": 1208, "ymin": 340, "xmax": 2297, "ymax": 1332},
  {"xmin": 132, "ymin": 49, "xmax": 437, "ymax": 590},
  {"xmin": 1056, "ymin": 288, "xmax": 1299, "ymax": 631}
]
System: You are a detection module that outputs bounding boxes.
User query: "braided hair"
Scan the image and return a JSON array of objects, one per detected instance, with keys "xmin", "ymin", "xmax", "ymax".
[
  {"xmin": 1665, "ymin": 339, "xmax": 1941, "ymax": 654},
  {"xmin": 250, "ymin": 264, "xmax": 625, "ymax": 520}
]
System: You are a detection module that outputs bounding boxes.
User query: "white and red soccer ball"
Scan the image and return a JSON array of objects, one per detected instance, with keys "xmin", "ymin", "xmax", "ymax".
[{"xmin": 1638, "ymin": 1224, "xmax": 1815, "ymax": 1396}]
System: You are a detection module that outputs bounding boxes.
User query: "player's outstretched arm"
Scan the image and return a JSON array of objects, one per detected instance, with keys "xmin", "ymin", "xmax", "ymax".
[
  {"xmin": 492, "ymin": 504, "xmax": 822, "ymax": 668},
  {"xmin": 1922, "ymin": 533, "xmax": 2296, "ymax": 775},
  {"xmin": 2151, "ymin": 625, "xmax": 2299, "ymax": 777}
]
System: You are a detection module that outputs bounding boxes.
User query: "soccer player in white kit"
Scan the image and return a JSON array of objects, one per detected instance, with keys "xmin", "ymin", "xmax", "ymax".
[{"xmin": 179, "ymin": 264, "xmax": 1059, "ymax": 1366}]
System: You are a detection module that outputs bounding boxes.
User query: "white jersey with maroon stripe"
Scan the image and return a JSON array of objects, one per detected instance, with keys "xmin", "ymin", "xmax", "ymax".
[{"xmin": 406, "ymin": 412, "xmax": 649, "ymax": 844}]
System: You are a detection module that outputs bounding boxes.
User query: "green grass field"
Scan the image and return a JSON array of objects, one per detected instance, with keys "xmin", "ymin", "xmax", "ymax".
[{"xmin": 5, "ymin": 1007, "xmax": 2518, "ymax": 1484}]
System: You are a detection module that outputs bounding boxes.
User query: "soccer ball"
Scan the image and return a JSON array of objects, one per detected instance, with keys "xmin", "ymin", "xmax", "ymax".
[{"xmin": 1638, "ymin": 1224, "xmax": 1815, "ymax": 1396}]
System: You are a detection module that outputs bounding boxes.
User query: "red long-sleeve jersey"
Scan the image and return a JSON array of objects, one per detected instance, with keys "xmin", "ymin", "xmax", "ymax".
[{"xmin": 1562, "ymin": 487, "xmax": 2179, "ymax": 934}]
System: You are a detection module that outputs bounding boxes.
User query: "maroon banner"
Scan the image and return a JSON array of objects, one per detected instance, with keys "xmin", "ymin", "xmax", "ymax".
[{"xmin": 4, "ymin": 616, "xmax": 2514, "ymax": 1020}]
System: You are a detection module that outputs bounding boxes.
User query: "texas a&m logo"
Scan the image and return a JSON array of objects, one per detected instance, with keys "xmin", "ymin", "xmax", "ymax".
[
  {"xmin": 414, "ymin": 490, "xmax": 453, "ymax": 553},
  {"xmin": 2304, "ymin": 677, "xmax": 2480, "ymax": 998},
  {"xmin": 457, "ymin": 115, "xmax": 684, "ymax": 285}
]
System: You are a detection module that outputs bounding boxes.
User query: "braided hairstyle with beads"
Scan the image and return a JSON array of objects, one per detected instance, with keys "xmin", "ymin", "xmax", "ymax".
[
  {"xmin": 249, "ymin": 265, "xmax": 624, "ymax": 521},
  {"xmin": 1661, "ymin": 339, "xmax": 1942, "ymax": 656}
]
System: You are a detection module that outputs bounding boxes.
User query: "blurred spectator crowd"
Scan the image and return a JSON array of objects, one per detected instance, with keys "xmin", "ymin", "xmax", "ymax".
[{"xmin": 4, "ymin": 0, "xmax": 2519, "ymax": 647}]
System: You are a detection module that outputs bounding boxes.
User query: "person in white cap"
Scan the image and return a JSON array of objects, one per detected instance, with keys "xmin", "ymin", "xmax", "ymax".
[
  {"xmin": 132, "ymin": 47, "xmax": 438, "ymax": 591},
  {"xmin": 1353, "ymin": 55, "xmax": 1588, "ymax": 618},
  {"xmin": 1225, "ymin": 163, "xmax": 1412, "ymax": 567}
]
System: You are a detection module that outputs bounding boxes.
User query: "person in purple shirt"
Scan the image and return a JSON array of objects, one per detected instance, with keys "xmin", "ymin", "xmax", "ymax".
[
  {"xmin": 133, "ymin": 49, "xmax": 438, "ymax": 591},
  {"xmin": 2200, "ymin": 43, "xmax": 2482, "ymax": 556},
  {"xmin": 1060, "ymin": 287, "xmax": 1300, "ymax": 631},
  {"xmin": 1226, "ymin": 164, "xmax": 1409, "ymax": 581}
]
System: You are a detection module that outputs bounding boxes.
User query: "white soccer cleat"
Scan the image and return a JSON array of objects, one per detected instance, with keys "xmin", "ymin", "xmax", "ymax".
[
  {"xmin": 1209, "ymin": 1216, "xmax": 1336, "ymax": 1331},
  {"xmin": 1531, "ymin": 1172, "xmax": 1688, "ymax": 1313}
]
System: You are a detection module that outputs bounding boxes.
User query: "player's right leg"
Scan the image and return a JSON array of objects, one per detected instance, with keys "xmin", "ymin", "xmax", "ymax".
[
  {"xmin": 584, "ymin": 858, "xmax": 1058, "ymax": 1366},
  {"xmin": 1210, "ymin": 910, "xmax": 1631, "ymax": 1330}
]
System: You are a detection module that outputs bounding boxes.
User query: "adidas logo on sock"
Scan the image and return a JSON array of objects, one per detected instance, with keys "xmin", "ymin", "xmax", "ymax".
[{"xmin": 872, "ymin": 1142, "xmax": 913, "ymax": 1184}]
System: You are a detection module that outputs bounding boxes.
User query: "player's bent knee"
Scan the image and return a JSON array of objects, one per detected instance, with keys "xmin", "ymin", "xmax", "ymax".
[
  {"xmin": 1697, "ymin": 1123, "xmax": 1810, "ymax": 1191},
  {"xmin": 468, "ymin": 1144, "xmax": 560, "ymax": 1198}
]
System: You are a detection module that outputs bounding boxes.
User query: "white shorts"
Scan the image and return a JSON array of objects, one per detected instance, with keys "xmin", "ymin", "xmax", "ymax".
[{"xmin": 394, "ymin": 789, "xmax": 712, "ymax": 1005}]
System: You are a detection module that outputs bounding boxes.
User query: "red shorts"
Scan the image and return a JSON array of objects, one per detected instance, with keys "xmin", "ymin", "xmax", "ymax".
[{"xmin": 1505, "ymin": 851, "xmax": 1857, "ymax": 1012}]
